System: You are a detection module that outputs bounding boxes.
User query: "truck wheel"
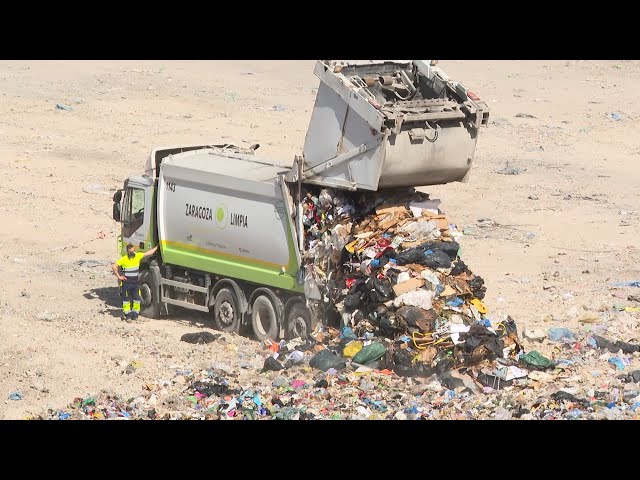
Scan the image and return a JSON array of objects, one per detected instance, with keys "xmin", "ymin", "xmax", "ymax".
[
  {"xmin": 285, "ymin": 303, "xmax": 313, "ymax": 340},
  {"xmin": 251, "ymin": 295, "xmax": 279, "ymax": 342},
  {"xmin": 213, "ymin": 288, "xmax": 241, "ymax": 333},
  {"xmin": 138, "ymin": 270, "xmax": 160, "ymax": 319}
]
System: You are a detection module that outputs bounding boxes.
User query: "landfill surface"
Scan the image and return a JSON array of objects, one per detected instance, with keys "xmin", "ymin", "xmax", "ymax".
[{"xmin": 1, "ymin": 60, "xmax": 640, "ymax": 420}]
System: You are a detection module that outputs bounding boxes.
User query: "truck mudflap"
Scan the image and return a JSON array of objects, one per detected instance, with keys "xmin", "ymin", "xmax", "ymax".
[{"xmin": 286, "ymin": 60, "xmax": 489, "ymax": 191}]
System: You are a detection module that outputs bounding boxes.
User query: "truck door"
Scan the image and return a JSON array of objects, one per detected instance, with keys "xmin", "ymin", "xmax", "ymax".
[{"xmin": 120, "ymin": 182, "xmax": 153, "ymax": 252}]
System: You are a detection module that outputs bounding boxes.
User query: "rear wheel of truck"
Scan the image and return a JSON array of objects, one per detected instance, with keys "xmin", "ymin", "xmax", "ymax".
[
  {"xmin": 138, "ymin": 270, "xmax": 161, "ymax": 319},
  {"xmin": 213, "ymin": 288, "xmax": 241, "ymax": 333},
  {"xmin": 285, "ymin": 303, "xmax": 313, "ymax": 340},
  {"xmin": 251, "ymin": 295, "xmax": 279, "ymax": 342}
]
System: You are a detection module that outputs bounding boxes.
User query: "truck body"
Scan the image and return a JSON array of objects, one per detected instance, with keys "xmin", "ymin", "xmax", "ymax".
[{"xmin": 112, "ymin": 60, "xmax": 489, "ymax": 341}]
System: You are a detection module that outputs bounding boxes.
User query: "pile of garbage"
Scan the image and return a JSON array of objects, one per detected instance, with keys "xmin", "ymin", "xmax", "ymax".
[
  {"xmin": 33, "ymin": 326, "xmax": 640, "ymax": 420},
  {"xmin": 297, "ymin": 185, "xmax": 523, "ymax": 379}
]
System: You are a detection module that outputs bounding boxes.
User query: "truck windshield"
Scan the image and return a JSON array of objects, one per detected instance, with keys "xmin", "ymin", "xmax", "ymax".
[{"xmin": 122, "ymin": 187, "xmax": 145, "ymax": 234}]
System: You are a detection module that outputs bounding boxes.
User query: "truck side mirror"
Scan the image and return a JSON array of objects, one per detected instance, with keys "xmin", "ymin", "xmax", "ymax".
[
  {"xmin": 113, "ymin": 190, "xmax": 122, "ymax": 203},
  {"xmin": 113, "ymin": 202, "xmax": 121, "ymax": 222}
]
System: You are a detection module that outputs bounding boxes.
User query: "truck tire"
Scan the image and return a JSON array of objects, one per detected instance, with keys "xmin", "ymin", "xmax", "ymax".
[
  {"xmin": 250, "ymin": 295, "xmax": 279, "ymax": 342},
  {"xmin": 285, "ymin": 302, "xmax": 313, "ymax": 340},
  {"xmin": 213, "ymin": 288, "xmax": 241, "ymax": 333},
  {"xmin": 138, "ymin": 270, "xmax": 161, "ymax": 319}
]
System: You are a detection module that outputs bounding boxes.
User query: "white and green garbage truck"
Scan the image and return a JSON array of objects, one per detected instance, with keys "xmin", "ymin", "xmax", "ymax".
[{"xmin": 111, "ymin": 60, "xmax": 489, "ymax": 341}]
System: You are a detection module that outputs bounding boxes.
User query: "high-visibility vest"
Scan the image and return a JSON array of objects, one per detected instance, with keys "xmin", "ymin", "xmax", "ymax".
[{"xmin": 116, "ymin": 252, "xmax": 144, "ymax": 282}]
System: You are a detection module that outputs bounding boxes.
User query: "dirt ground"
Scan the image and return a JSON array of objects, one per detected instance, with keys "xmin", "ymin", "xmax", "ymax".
[{"xmin": 1, "ymin": 60, "xmax": 639, "ymax": 419}]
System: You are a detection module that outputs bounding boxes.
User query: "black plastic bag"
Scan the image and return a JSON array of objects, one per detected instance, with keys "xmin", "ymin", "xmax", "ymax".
[
  {"xmin": 181, "ymin": 332, "xmax": 221, "ymax": 344},
  {"xmin": 617, "ymin": 370, "xmax": 640, "ymax": 383},
  {"xmin": 393, "ymin": 248, "xmax": 425, "ymax": 265},
  {"xmin": 450, "ymin": 259, "xmax": 469, "ymax": 276},
  {"xmin": 261, "ymin": 356, "xmax": 284, "ymax": 373},
  {"xmin": 591, "ymin": 334, "xmax": 640, "ymax": 354},
  {"xmin": 393, "ymin": 349, "xmax": 414, "ymax": 367},
  {"xmin": 393, "ymin": 362, "xmax": 434, "ymax": 378},
  {"xmin": 309, "ymin": 349, "xmax": 347, "ymax": 371},
  {"xmin": 422, "ymin": 250, "xmax": 454, "ymax": 269},
  {"xmin": 551, "ymin": 391, "xmax": 591, "ymax": 407},
  {"xmin": 379, "ymin": 314, "xmax": 403, "ymax": 336},
  {"xmin": 192, "ymin": 381, "xmax": 236, "ymax": 397},
  {"xmin": 457, "ymin": 324, "xmax": 504, "ymax": 357},
  {"xmin": 366, "ymin": 276, "xmax": 394, "ymax": 304},
  {"xmin": 469, "ymin": 276, "xmax": 486, "ymax": 299},
  {"xmin": 344, "ymin": 290, "xmax": 367, "ymax": 311},
  {"xmin": 420, "ymin": 241, "xmax": 460, "ymax": 261}
]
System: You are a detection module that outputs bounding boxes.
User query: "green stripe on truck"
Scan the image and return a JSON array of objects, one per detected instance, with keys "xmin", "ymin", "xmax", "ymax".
[{"xmin": 161, "ymin": 240, "xmax": 304, "ymax": 293}]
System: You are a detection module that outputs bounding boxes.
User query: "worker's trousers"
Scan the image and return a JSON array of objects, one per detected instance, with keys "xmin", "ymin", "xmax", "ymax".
[{"xmin": 121, "ymin": 281, "xmax": 141, "ymax": 318}]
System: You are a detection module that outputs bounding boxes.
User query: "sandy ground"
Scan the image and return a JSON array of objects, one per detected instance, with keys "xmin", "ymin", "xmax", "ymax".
[{"xmin": 1, "ymin": 60, "xmax": 639, "ymax": 419}]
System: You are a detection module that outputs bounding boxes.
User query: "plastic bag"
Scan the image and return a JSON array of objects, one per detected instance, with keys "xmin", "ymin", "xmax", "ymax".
[
  {"xmin": 309, "ymin": 349, "xmax": 346, "ymax": 371},
  {"xmin": 352, "ymin": 342, "xmax": 387, "ymax": 365},
  {"xmin": 261, "ymin": 356, "xmax": 284, "ymax": 373},
  {"xmin": 547, "ymin": 327, "xmax": 577, "ymax": 343},
  {"xmin": 399, "ymin": 219, "xmax": 440, "ymax": 243},
  {"xmin": 519, "ymin": 351, "xmax": 553, "ymax": 370},
  {"xmin": 343, "ymin": 341, "xmax": 363, "ymax": 358},
  {"xmin": 303, "ymin": 265, "xmax": 322, "ymax": 300},
  {"xmin": 367, "ymin": 277, "xmax": 394, "ymax": 303},
  {"xmin": 393, "ymin": 289, "xmax": 434, "ymax": 310}
]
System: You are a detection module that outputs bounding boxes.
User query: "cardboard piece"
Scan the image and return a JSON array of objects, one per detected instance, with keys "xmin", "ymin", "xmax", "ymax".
[{"xmin": 392, "ymin": 278, "xmax": 426, "ymax": 296}]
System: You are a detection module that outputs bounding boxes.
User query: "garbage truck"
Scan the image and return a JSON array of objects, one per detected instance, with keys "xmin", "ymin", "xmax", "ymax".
[{"xmin": 111, "ymin": 60, "xmax": 489, "ymax": 341}]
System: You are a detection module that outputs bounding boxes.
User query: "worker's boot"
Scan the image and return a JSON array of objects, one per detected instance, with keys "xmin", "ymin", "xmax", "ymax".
[
  {"xmin": 122, "ymin": 305, "xmax": 132, "ymax": 322},
  {"xmin": 131, "ymin": 299, "xmax": 143, "ymax": 322}
]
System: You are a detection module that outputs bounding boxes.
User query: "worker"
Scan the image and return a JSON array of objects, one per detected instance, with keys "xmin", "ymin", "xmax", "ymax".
[{"xmin": 112, "ymin": 243, "xmax": 158, "ymax": 322}]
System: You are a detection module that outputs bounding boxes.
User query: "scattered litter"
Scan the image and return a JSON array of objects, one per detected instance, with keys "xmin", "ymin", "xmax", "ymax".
[
  {"xmin": 55, "ymin": 103, "xmax": 73, "ymax": 111},
  {"xmin": 75, "ymin": 259, "xmax": 110, "ymax": 268},
  {"xmin": 125, "ymin": 361, "xmax": 143, "ymax": 375},
  {"xmin": 579, "ymin": 313, "xmax": 601, "ymax": 324},
  {"xmin": 515, "ymin": 113, "xmax": 536, "ymax": 118},
  {"xmin": 548, "ymin": 327, "xmax": 577, "ymax": 343},
  {"xmin": 497, "ymin": 163, "xmax": 524, "ymax": 175},
  {"xmin": 180, "ymin": 332, "xmax": 221, "ymax": 344},
  {"xmin": 491, "ymin": 117, "xmax": 511, "ymax": 126},
  {"xmin": 82, "ymin": 184, "xmax": 110, "ymax": 195},
  {"xmin": 37, "ymin": 311, "xmax": 58, "ymax": 322},
  {"xmin": 608, "ymin": 357, "xmax": 626, "ymax": 371},
  {"xmin": 611, "ymin": 281, "xmax": 640, "ymax": 288},
  {"xmin": 27, "ymin": 180, "xmax": 640, "ymax": 420},
  {"xmin": 8, "ymin": 391, "xmax": 22, "ymax": 401}
]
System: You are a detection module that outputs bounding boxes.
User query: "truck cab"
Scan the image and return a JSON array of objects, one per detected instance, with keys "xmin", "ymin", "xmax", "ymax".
[{"xmin": 112, "ymin": 175, "xmax": 156, "ymax": 257}]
